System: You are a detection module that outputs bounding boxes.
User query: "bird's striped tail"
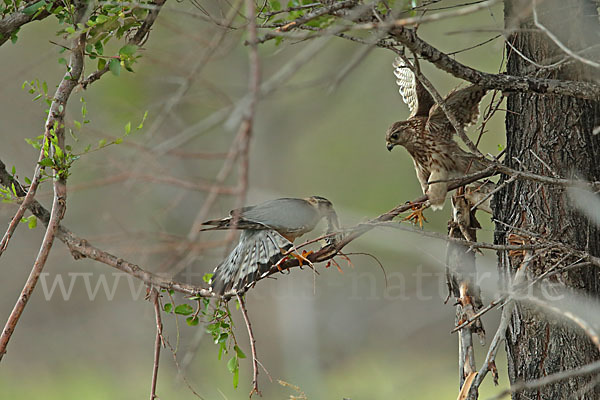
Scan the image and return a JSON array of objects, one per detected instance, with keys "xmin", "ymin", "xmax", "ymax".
[{"xmin": 209, "ymin": 230, "xmax": 293, "ymax": 296}]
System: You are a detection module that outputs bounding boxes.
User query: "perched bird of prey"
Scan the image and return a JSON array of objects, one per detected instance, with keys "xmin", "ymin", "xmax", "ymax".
[
  {"xmin": 202, "ymin": 196, "xmax": 340, "ymax": 296},
  {"xmin": 385, "ymin": 57, "xmax": 488, "ymax": 212}
]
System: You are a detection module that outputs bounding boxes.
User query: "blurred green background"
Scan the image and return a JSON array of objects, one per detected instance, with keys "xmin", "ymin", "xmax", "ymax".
[{"xmin": 1, "ymin": 1, "xmax": 509, "ymax": 398}]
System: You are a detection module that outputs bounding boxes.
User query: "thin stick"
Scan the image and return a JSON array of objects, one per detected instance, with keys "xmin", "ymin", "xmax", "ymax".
[
  {"xmin": 236, "ymin": 293, "xmax": 261, "ymax": 397},
  {"xmin": 150, "ymin": 288, "xmax": 163, "ymax": 400},
  {"xmin": 0, "ymin": 27, "xmax": 86, "ymax": 361}
]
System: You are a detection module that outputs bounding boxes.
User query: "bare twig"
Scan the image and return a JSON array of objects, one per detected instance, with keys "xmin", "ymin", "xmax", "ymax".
[
  {"xmin": 388, "ymin": 26, "xmax": 600, "ymax": 99},
  {"xmin": 486, "ymin": 360, "xmax": 600, "ymax": 400},
  {"xmin": 236, "ymin": 293, "xmax": 261, "ymax": 397},
  {"xmin": 150, "ymin": 288, "xmax": 163, "ymax": 400},
  {"xmin": 0, "ymin": 151, "xmax": 45, "ymax": 257},
  {"xmin": 531, "ymin": 0, "xmax": 600, "ymax": 69}
]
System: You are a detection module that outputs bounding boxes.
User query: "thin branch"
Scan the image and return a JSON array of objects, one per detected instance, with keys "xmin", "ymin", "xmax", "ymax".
[
  {"xmin": 531, "ymin": 0, "xmax": 600, "ymax": 69},
  {"xmin": 149, "ymin": 288, "xmax": 163, "ymax": 400},
  {"xmin": 388, "ymin": 26, "xmax": 600, "ymax": 99},
  {"xmin": 236, "ymin": 294, "xmax": 261, "ymax": 397},
  {"xmin": 0, "ymin": 26, "xmax": 86, "ymax": 361},
  {"xmin": 486, "ymin": 360, "xmax": 600, "ymax": 400}
]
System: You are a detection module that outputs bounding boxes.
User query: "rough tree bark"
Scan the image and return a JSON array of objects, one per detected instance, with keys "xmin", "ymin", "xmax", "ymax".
[{"xmin": 495, "ymin": 0, "xmax": 600, "ymax": 399}]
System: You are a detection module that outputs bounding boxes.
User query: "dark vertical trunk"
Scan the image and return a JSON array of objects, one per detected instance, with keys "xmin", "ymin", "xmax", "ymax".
[{"xmin": 496, "ymin": 0, "xmax": 600, "ymax": 398}]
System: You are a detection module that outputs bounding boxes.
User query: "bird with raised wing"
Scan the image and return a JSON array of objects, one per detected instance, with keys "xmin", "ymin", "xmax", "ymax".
[
  {"xmin": 385, "ymin": 57, "xmax": 489, "ymax": 219},
  {"xmin": 202, "ymin": 196, "xmax": 340, "ymax": 296}
]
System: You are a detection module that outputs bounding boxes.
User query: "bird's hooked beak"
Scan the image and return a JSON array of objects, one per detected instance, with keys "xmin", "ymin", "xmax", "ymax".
[{"xmin": 386, "ymin": 142, "xmax": 395, "ymax": 152}]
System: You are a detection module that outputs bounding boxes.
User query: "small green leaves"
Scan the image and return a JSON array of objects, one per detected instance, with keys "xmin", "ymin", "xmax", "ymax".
[
  {"xmin": 163, "ymin": 303, "xmax": 173, "ymax": 313},
  {"xmin": 39, "ymin": 157, "xmax": 54, "ymax": 167},
  {"xmin": 22, "ymin": 0, "xmax": 45, "ymax": 15},
  {"xmin": 137, "ymin": 111, "xmax": 148, "ymax": 130},
  {"xmin": 234, "ymin": 345, "xmax": 246, "ymax": 359},
  {"xmin": 22, "ymin": 215, "xmax": 37, "ymax": 229},
  {"xmin": 124, "ymin": 121, "xmax": 131, "ymax": 135},
  {"xmin": 174, "ymin": 303, "xmax": 194, "ymax": 316},
  {"xmin": 203, "ymin": 273, "xmax": 214, "ymax": 283},
  {"xmin": 119, "ymin": 44, "xmax": 138, "ymax": 57},
  {"xmin": 109, "ymin": 58, "xmax": 121, "ymax": 76},
  {"xmin": 186, "ymin": 316, "xmax": 199, "ymax": 326},
  {"xmin": 227, "ymin": 356, "xmax": 238, "ymax": 373}
]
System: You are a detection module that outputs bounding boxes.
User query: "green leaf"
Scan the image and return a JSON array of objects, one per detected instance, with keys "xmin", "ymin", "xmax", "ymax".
[
  {"xmin": 97, "ymin": 58, "xmax": 106, "ymax": 70},
  {"xmin": 186, "ymin": 316, "xmax": 199, "ymax": 326},
  {"xmin": 118, "ymin": 44, "xmax": 138, "ymax": 57},
  {"xmin": 38, "ymin": 157, "xmax": 54, "ymax": 167},
  {"xmin": 233, "ymin": 368, "xmax": 239, "ymax": 388},
  {"xmin": 124, "ymin": 121, "xmax": 131, "ymax": 135},
  {"xmin": 24, "ymin": 177, "xmax": 32, "ymax": 185},
  {"xmin": 206, "ymin": 322, "xmax": 219, "ymax": 334},
  {"xmin": 216, "ymin": 332, "xmax": 228, "ymax": 344},
  {"xmin": 27, "ymin": 215, "xmax": 37, "ymax": 229},
  {"xmin": 174, "ymin": 304, "xmax": 194, "ymax": 316},
  {"xmin": 114, "ymin": 137, "xmax": 123, "ymax": 144},
  {"xmin": 65, "ymin": 26, "xmax": 75, "ymax": 34},
  {"xmin": 137, "ymin": 110, "xmax": 148, "ymax": 130},
  {"xmin": 54, "ymin": 144, "xmax": 64, "ymax": 159},
  {"xmin": 22, "ymin": 0, "xmax": 45, "ymax": 15},
  {"xmin": 98, "ymin": 139, "xmax": 106, "ymax": 148},
  {"xmin": 11, "ymin": 165, "xmax": 15, "ymax": 175},
  {"xmin": 73, "ymin": 120, "xmax": 81, "ymax": 130},
  {"xmin": 203, "ymin": 273, "xmax": 213, "ymax": 283},
  {"xmin": 25, "ymin": 138, "xmax": 41, "ymax": 150},
  {"xmin": 109, "ymin": 59, "xmax": 121, "ymax": 76},
  {"xmin": 95, "ymin": 14, "xmax": 109, "ymax": 24},
  {"xmin": 42, "ymin": 81, "xmax": 48, "ymax": 95},
  {"xmin": 57, "ymin": 57, "xmax": 67, "ymax": 65},
  {"xmin": 234, "ymin": 345, "xmax": 246, "ymax": 359},
  {"xmin": 227, "ymin": 356, "xmax": 238, "ymax": 373},
  {"xmin": 163, "ymin": 303, "xmax": 172, "ymax": 313}
]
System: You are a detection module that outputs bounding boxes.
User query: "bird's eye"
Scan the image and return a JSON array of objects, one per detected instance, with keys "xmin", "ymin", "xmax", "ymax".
[{"xmin": 391, "ymin": 132, "xmax": 399, "ymax": 140}]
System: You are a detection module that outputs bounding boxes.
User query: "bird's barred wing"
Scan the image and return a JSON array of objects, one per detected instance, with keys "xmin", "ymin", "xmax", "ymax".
[
  {"xmin": 201, "ymin": 198, "xmax": 318, "ymax": 234},
  {"xmin": 393, "ymin": 57, "xmax": 435, "ymax": 118},
  {"xmin": 209, "ymin": 230, "xmax": 293, "ymax": 296},
  {"xmin": 238, "ymin": 198, "xmax": 319, "ymax": 234},
  {"xmin": 426, "ymin": 85, "xmax": 487, "ymax": 140}
]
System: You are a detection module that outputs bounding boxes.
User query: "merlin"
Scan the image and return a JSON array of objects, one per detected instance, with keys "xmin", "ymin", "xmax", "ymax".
[
  {"xmin": 385, "ymin": 57, "xmax": 488, "ymax": 212},
  {"xmin": 202, "ymin": 196, "xmax": 340, "ymax": 296}
]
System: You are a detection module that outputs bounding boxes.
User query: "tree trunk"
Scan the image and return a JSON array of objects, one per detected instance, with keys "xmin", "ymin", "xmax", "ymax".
[{"xmin": 495, "ymin": 0, "xmax": 600, "ymax": 398}]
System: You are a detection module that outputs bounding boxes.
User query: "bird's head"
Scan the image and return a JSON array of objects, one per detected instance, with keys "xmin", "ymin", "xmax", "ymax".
[
  {"xmin": 308, "ymin": 196, "xmax": 342, "ymax": 245},
  {"xmin": 307, "ymin": 195, "xmax": 334, "ymax": 215},
  {"xmin": 385, "ymin": 120, "xmax": 418, "ymax": 151}
]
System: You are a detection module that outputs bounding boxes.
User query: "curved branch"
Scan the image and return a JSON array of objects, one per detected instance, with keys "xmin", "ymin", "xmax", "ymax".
[
  {"xmin": 389, "ymin": 26, "xmax": 600, "ymax": 100},
  {"xmin": 0, "ymin": 5, "xmax": 50, "ymax": 47}
]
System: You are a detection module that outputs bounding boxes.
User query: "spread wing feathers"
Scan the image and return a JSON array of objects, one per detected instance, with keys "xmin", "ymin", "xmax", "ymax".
[
  {"xmin": 200, "ymin": 217, "xmax": 268, "ymax": 231},
  {"xmin": 209, "ymin": 230, "xmax": 293, "ymax": 295},
  {"xmin": 426, "ymin": 85, "xmax": 487, "ymax": 139},
  {"xmin": 393, "ymin": 57, "xmax": 434, "ymax": 118},
  {"xmin": 201, "ymin": 198, "xmax": 318, "ymax": 235}
]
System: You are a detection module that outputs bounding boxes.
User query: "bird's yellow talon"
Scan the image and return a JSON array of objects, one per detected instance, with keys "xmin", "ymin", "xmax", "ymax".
[{"xmin": 402, "ymin": 203, "xmax": 427, "ymax": 227}]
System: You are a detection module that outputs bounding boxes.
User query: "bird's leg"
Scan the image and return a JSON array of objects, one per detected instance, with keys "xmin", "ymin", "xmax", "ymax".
[
  {"xmin": 276, "ymin": 247, "xmax": 315, "ymax": 271},
  {"xmin": 402, "ymin": 201, "xmax": 428, "ymax": 228}
]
